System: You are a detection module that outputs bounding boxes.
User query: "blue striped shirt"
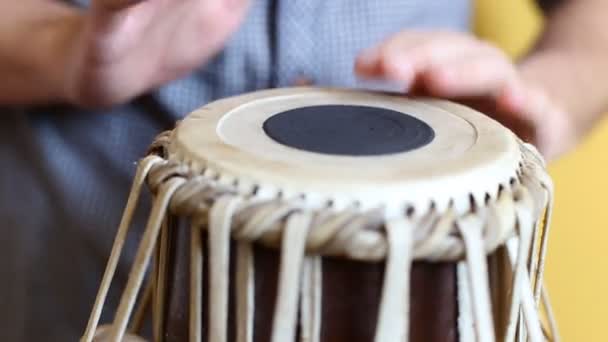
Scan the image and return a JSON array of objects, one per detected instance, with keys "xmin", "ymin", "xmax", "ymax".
[{"xmin": 0, "ymin": 1, "xmax": 470, "ymax": 340}]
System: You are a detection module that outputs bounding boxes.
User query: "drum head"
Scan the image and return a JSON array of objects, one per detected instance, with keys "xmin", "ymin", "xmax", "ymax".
[{"xmin": 170, "ymin": 87, "xmax": 521, "ymax": 215}]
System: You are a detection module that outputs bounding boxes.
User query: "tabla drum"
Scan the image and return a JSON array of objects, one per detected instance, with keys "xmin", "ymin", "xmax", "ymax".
[{"xmin": 81, "ymin": 87, "xmax": 558, "ymax": 342}]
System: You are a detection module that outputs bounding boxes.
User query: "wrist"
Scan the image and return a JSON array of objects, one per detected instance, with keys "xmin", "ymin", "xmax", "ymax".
[
  {"xmin": 517, "ymin": 51, "xmax": 590, "ymax": 160},
  {"xmin": 517, "ymin": 50, "xmax": 568, "ymax": 108},
  {"xmin": 519, "ymin": 48, "xmax": 608, "ymax": 137},
  {"xmin": 518, "ymin": 51, "xmax": 580, "ymax": 133}
]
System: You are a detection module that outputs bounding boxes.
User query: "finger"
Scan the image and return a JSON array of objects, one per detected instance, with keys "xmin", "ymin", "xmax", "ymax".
[
  {"xmin": 356, "ymin": 31, "xmax": 476, "ymax": 78},
  {"xmin": 356, "ymin": 32, "xmax": 482, "ymax": 86},
  {"xmin": 357, "ymin": 31, "xmax": 475, "ymax": 68},
  {"xmin": 355, "ymin": 31, "xmax": 435, "ymax": 77},
  {"xmin": 420, "ymin": 50, "xmax": 519, "ymax": 99}
]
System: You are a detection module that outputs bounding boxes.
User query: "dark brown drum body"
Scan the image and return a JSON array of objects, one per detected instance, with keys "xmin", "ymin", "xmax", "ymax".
[{"xmin": 162, "ymin": 219, "xmax": 458, "ymax": 342}]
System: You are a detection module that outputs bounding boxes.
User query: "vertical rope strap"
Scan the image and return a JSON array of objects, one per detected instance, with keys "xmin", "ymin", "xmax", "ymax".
[
  {"xmin": 522, "ymin": 157, "xmax": 555, "ymax": 307},
  {"xmin": 271, "ymin": 211, "xmax": 312, "ymax": 342},
  {"xmin": 81, "ymin": 156, "xmax": 163, "ymax": 342},
  {"xmin": 520, "ymin": 174, "xmax": 549, "ymax": 310},
  {"xmin": 109, "ymin": 177, "xmax": 185, "ymax": 341},
  {"xmin": 457, "ymin": 261, "xmax": 475, "ymax": 342},
  {"xmin": 534, "ymin": 185, "xmax": 554, "ymax": 304},
  {"xmin": 505, "ymin": 191, "xmax": 541, "ymax": 342},
  {"xmin": 300, "ymin": 256, "xmax": 322, "ymax": 342},
  {"xmin": 505, "ymin": 238, "xmax": 528, "ymax": 342},
  {"xmin": 208, "ymin": 196, "xmax": 243, "ymax": 342},
  {"xmin": 518, "ymin": 271, "xmax": 542, "ymax": 342},
  {"xmin": 151, "ymin": 228, "xmax": 161, "ymax": 341},
  {"xmin": 541, "ymin": 283, "xmax": 560, "ymax": 341},
  {"xmin": 128, "ymin": 275, "xmax": 153, "ymax": 334},
  {"xmin": 537, "ymin": 182, "xmax": 558, "ymax": 341},
  {"xmin": 236, "ymin": 241, "xmax": 255, "ymax": 342},
  {"xmin": 458, "ymin": 215, "xmax": 496, "ymax": 342},
  {"xmin": 515, "ymin": 201, "xmax": 543, "ymax": 342},
  {"xmin": 190, "ymin": 221, "xmax": 203, "ymax": 342},
  {"xmin": 153, "ymin": 219, "xmax": 170, "ymax": 341},
  {"xmin": 527, "ymin": 208, "xmax": 542, "ymax": 277},
  {"xmin": 527, "ymin": 218, "xmax": 541, "ymax": 316},
  {"xmin": 374, "ymin": 219, "xmax": 413, "ymax": 342}
]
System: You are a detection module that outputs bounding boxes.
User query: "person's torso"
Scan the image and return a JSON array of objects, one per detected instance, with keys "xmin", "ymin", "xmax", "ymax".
[{"xmin": 0, "ymin": 1, "xmax": 470, "ymax": 340}]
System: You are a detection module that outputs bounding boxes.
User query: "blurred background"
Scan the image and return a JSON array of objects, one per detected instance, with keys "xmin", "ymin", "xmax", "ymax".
[{"xmin": 475, "ymin": 0, "xmax": 608, "ymax": 340}]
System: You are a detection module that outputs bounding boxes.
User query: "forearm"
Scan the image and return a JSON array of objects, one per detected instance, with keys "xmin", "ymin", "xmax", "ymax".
[
  {"xmin": 518, "ymin": 0, "xmax": 608, "ymax": 137},
  {"xmin": 0, "ymin": 2, "xmax": 82, "ymax": 106}
]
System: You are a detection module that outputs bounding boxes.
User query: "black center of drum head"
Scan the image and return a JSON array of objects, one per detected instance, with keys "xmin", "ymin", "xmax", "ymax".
[{"xmin": 262, "ymin": 105, "xmax": 435, "ymax": 156}]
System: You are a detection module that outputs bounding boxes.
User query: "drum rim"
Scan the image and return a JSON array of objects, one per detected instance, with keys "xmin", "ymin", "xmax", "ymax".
[{"xmin": 169, "ymin": 87, "xmax": 524, "ymax": 216}]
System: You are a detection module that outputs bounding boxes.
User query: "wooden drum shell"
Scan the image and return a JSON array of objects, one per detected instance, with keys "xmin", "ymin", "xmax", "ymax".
[{"xmin": 161, "ymin": 217, "xmax": 459, "ymax": 342}]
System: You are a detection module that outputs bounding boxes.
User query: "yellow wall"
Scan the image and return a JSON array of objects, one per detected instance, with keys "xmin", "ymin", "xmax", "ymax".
[{"xmin": 475, "ymin": 1, "xmax": 608, "ymax": 340}]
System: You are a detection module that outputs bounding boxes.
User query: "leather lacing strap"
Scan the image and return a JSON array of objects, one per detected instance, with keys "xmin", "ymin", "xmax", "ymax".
[
  {"xmin": 111, "ymin": 175, "xmax": 185, "ymax": 341},
  {"xmin": 455, "ymin": 184, "xmax": 549, "ymax": 342},
  {"xmin": 522, "ymin": 143, "xmax": 559, "ymax": 341},
  {"xmin": 458, "ymin": 213, "xmax": 496, "ymax": 342},
  {"xmin": 189, "ymin": 220, "xmax": 203, "ymax": 342},
  {"xmin": 208, "ymin": 196, "xmax": 242, "ymax": 342},
  {"xmin": 271, "ymin": 212, "xmax": 313, "ymax": 342},
  {"xmin": 153, "ymin": 217, "xmax": 170, "ymax": 341},
  {"xmin": 82, "ymin": 138, "xmax": 558, "ymax": 342},
  {"xmin": 235, "ymin": 240, "xmax": 255, "ymax": 342},
  {"xmin": 374, "ymin": 219, "xmax": 414, "ymax": 342},
  {"xmin": 81, "ymin": 155, "xmax": 165, "ymax": 342},
  {"xmin": 504, "ymin": 187, "xmax": 542, "ymax": 342},
  {"xmin": 300, "ymin": 256, "xmax": 322, "ymax": 342}
]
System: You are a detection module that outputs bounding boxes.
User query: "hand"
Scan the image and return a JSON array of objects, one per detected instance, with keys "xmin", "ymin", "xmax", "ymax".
[
  {"xmin": 64, "ymin": 0, "xmax": 250, "ymax": 107},
  {"xmin": 355, "ymin": 30, "xmax": 575, "ymax": 161}
]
